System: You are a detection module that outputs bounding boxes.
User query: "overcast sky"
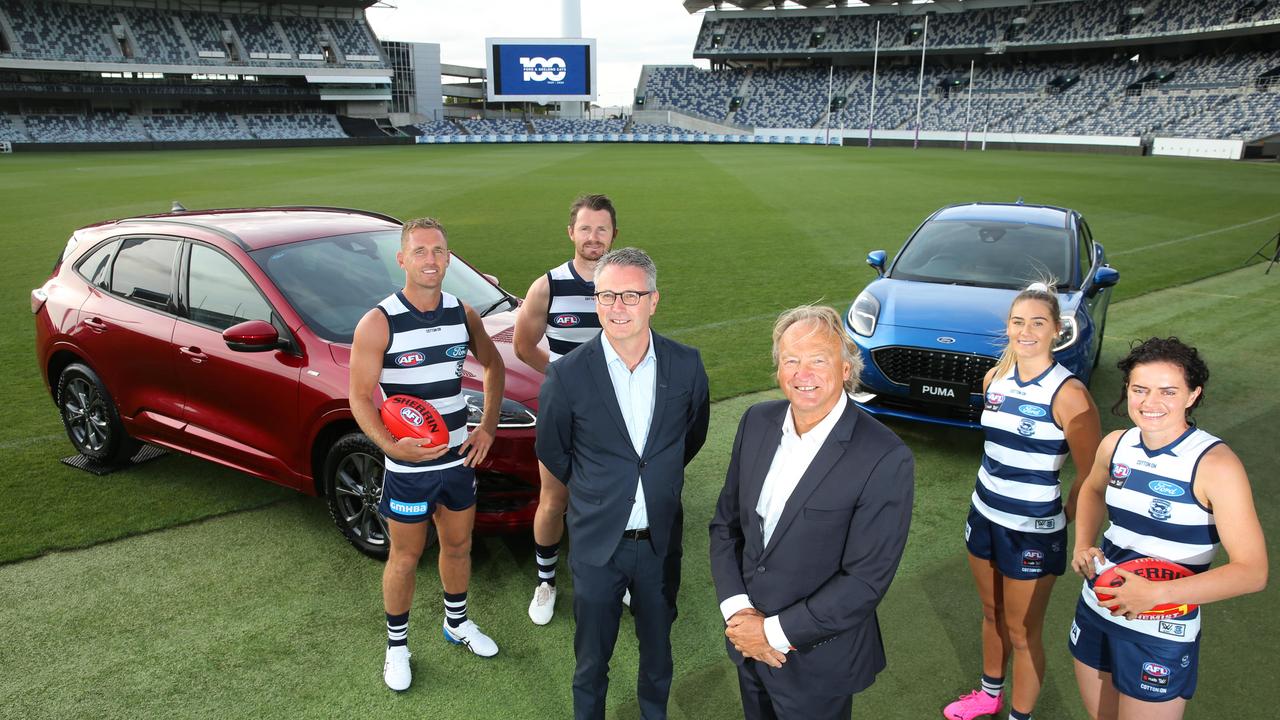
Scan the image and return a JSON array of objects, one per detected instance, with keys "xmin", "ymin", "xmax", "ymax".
[{"xmin": 365, "ymin": 0, "xmax": 709, "ymax": 109}]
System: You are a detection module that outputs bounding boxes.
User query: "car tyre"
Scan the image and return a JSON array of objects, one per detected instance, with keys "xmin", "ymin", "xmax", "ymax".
[
  {"xmin": 323, "ymin": 432, "xmax": 436, "ymax": 560},
  {"xmin": 56, "ymin": 363, "xmax": 140, "ymax": 463}
]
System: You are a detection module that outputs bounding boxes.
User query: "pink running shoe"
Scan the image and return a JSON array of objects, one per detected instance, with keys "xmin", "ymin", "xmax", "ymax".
[{"xmin": 942, "ymin": 689, "xmax": 1003, "ymax": 720}]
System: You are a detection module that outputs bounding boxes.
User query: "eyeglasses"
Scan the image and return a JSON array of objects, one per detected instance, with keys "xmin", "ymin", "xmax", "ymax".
[{"xmin": 594, "ymin": 290, "xmax": 653, "ymax": 306}]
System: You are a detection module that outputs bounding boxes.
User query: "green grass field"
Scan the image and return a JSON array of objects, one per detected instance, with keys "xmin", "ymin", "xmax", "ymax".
[{"xmin": 2, "ymin": 145, "xmax": 1278, "ymax": 718}]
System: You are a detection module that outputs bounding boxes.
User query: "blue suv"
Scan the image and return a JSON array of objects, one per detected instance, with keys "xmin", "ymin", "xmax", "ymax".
[{"xmin": 843, "ymin": 202, "xmax": 1119, "ymax": 428}]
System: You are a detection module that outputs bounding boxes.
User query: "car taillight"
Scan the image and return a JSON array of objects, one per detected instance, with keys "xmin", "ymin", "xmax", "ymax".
[{"xmin": 31, "ymin": 287, "xmax": 48, "ymax": 315}]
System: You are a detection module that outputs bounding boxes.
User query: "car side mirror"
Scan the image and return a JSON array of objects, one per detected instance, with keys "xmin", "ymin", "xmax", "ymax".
[
  {"xmin": 1089, "ymin": 266, "xmax": 1120, "ymax": 296},
  {"xmin": 866, "ymin": 250, "xmax": 887, "ymax": 277},
  {"xmin": 223, "ymin": 319, "xmax": 282, "ymax": 352}
]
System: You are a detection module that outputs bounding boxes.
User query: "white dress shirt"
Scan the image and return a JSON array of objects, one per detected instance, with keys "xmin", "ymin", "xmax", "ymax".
[
  {"xmin": 720, "ymin": 391, "xmax": 849, "ymax": 653},
  {"xmin": 600, "ymin": 332, "xmax": 657, "ymax": 531}
]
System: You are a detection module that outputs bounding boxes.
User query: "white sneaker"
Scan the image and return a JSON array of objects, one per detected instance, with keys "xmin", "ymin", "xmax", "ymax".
[
  {"xmin": 623, "ymin": 588, "xmax": 632, "ymax": 608},
  {"xmin": 528, "ymin": 582, "xmax": 557, "ymax": 625},
  {"xmin": 443, "ymin": 619, "xmax": 499, "ymax": 658},
  {"xmin": 383, "ymin": 645, "xmax": 411, "ymax": 691}
]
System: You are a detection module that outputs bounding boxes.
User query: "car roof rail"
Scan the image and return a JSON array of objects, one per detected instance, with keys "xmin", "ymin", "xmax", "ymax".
[
  {"xmin": 122, "ymin": 218, "xmax": 250, "ymax": 250},
  {"xmin": 263, "ymin": 205, "xmax": 404, "ymax": 226}
]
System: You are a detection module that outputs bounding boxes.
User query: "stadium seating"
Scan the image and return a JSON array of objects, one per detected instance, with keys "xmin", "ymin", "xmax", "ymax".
[
  {"xmin": 0, "ymin": 1, "xmax": 385, "ymax": 68},
  {"xmin": 141, "ymin": 113, "xmax": 254, "ymax": 142},
  {"xmin": 229, "ymin": 15, "xmax": 290, "ymax": 57},
  {"xmin": 531, "ymin": 118, "xmax": 626, "ymax": 134},
  {"xmin": 1, "ymin": 0, "xmax": 120, "ymax": 61},
  {"xmin": 456, "ymin": 118, "xmax": 528, "ymax": 134},
  {"xmin": 243, "ymin": 113, "xmax": 348, "ymax": 139},
  {"xmin": 412, "ymin": 120, "xmax": 465, "ymax": 136},
  {"xmin": 24, "ymin": 111, "xmax": 149, "ymax": 143},
  {"xmin": 643, "ymin": 66, "xmax": 748, "ymax": 123},
  {"xmin": 645, "ymin": 46, "xmax": 1280, "ymax": 140},
  {"xmin": 694, "ymin": 0, "xmax": 1280, "ymax": 55}
]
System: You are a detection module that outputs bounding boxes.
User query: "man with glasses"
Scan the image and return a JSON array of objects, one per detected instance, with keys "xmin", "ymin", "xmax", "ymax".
[
  {"xmin": 514, "ymin": 194, "xmax": 617, "ymax": 626},
  {"xmin": 536, "ymin": 247, "xmax": 710, "ymax": 720}
]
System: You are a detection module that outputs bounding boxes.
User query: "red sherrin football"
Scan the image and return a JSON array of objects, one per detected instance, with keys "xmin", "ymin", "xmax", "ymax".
[
  {"xmin": 1094, "ymin": 557, "xmax": 1197, "ymax": 620},
  {"xmin": 380, "ymin": 395, "xmax": 450, "ymax": 447}
]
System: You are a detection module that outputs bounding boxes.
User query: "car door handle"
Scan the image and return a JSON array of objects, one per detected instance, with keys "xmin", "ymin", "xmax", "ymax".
[
  {"xmin": 179, "ymin": 346, "xmax": 208, "ymax": 363},
  {"xmin": 83, "ymin": 317, "xmax": 107, "ymax": 332}
]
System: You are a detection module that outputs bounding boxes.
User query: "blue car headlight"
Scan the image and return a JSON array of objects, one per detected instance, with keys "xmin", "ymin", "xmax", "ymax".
[
  {"xmin": 1053, "ymin": 315, "xmax": 1079, "ymax": 352},
  {"xmin": 461, "ymin": 389, "xmax": 537, "ymax": 428},
  {"xmin": 847, "ymin": 291, "xmax": 880, "ymax": 337}
]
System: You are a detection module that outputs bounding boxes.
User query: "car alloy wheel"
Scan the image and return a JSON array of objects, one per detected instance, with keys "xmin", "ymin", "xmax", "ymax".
[
  {"xmin": 56, "ymin": 363, "xmax": 139, "ymax": 463},
  {"xmin": 324, "ymin": 432, "xmax": 436, "ymax": 560}
]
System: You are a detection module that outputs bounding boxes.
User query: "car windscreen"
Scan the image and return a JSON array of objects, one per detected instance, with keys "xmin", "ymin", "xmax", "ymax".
[
  {"xmin": 249, "ymin": 230, "xmax": 511, "ymax": 344},
  {"xmin": 889, "ymin": 220, "xmax": 1074, "ymax": 290}
]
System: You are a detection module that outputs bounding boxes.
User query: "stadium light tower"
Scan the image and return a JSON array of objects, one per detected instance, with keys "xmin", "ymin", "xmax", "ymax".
[{"xmin": 561, "ymin": 0, "xmax": 585, "ymax": 119}]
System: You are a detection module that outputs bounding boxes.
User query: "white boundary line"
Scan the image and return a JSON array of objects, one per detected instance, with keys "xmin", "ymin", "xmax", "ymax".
[{"xmin": 1111, "ymin": 211, "xmax": 1280, "ymax": 257}]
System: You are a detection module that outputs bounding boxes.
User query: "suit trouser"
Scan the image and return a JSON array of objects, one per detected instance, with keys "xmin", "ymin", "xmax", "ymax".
[
  {"xmin": 737, "ymin": 658, "xmax": 854, "ymax": 720},
  {"xmin": 571, "ymin": 534, "xmax": 680, "ymax": 720}
]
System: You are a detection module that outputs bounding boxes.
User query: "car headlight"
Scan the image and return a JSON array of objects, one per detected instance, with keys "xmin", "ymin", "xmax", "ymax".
[
  {"xmin": 461, "ymin": 388, "xmax": 537, "ymax": 428},
  {"xmin": 847, "ymin": 291, "xmax": 880, "ymax": 337},
  {"xmin": 1053, "ymin": 315, "xmax": 1079, "ymax": 352}
]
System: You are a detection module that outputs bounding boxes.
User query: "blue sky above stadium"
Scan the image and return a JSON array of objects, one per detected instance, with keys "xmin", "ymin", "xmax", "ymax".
[{"xmin": 365, "ymin": 1, "xmax": 707, "ymax": 109}]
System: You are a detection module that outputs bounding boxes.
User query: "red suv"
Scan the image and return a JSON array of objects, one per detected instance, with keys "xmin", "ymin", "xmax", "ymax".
[{"xmin": 31, "ymin": 206, "xmax": 543, "ymax": 558}]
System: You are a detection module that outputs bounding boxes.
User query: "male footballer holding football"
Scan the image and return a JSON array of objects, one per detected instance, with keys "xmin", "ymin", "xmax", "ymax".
[{"xmin": 349, "ymin": 217, "xmax": 506, "ymax": 692}]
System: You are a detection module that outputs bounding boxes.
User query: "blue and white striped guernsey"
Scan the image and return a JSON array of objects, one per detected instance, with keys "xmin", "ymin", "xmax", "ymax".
[
  {"xmin": 1079, "ymin": 425, "xmax": 1221, "ymax": 642},
  {"xmin": 545, "ymin": 260, "xmax": 601, "ymax": 362},
  {"xmin": 973, "ymin": 362, "xmax": 1075, "ymax": 533},
  {"xmin": 377, "ymin": 290, "xmax": 471, "ymax": 472}
]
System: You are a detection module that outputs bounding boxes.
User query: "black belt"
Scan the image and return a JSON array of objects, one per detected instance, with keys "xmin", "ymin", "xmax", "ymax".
[{"xmin": 621, "ymin": 528, "xmax": 650, "ymax": 540}]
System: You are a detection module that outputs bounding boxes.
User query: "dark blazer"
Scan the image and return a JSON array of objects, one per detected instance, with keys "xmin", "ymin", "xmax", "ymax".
[
  {"xmin": 709, "ymin": 398, "xmax": 914, "ymax": 697},
  {"xmin": 537, "ymin": 332, "xmax": 710, "ymax": 567}
]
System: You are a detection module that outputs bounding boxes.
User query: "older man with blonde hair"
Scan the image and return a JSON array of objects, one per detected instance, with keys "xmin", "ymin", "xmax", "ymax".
[{"xmin": 709, "ymin": 305, "xmax": 915, "ymax": 720}]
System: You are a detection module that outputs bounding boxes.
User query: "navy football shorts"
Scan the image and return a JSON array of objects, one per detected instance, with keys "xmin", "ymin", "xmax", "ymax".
[
  {"xmin": 379, "ymin": 463, "xmax": 477, "ymax": 523},
  {"xmin": 1069, "ymin": 599, "xmax": 1199, "ymax": 702},
  {"xmin": 965, "ymin": 505, "xmax": 1067, "ymax": 580}
]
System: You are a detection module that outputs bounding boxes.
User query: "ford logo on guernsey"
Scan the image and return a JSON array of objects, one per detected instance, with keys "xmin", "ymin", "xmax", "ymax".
[
  {"xmin": 553, "ymin": 314, "xmax": 581, "ymax": 327},
  {"xmin": 395, "ymin": 351, "xmax": 426, "ymax": 367},
  {"xmin": 445, "ymin": 344, "xmax": 469, "ymax": 359},
  {"xmin": 399, "ymin": 407, "xmax": 425, "ymax": 427},
  {"xmin": 1019, "ymin": 404, "xmax": 1047, "ymax": 418},
  {"xmin": 1149, "ymin": 480, "xmax": 1186, "ymax": 498}
]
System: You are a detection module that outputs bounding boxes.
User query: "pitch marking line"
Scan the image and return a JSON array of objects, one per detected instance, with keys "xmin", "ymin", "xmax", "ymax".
[{"xmin": 1112, "ymin": 211, "xmax": 1280, "ymax": 257}]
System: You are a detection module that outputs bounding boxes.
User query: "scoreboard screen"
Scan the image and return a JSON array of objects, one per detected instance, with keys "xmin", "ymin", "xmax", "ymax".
[{"xmin": 486, "ymin": 38, "xmax": 596, "ymax": 102}]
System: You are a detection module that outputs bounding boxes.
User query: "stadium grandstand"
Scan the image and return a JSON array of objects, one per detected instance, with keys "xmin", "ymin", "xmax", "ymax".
[
  {"xmin": 0, "ymin": 0, "xmax": 397, "ymax": 147},
  {"xmin": 632, "ymin": 0, "xmax": 1280, "ymax": 157},
  {"xmin": 1, "ymin": 0, "xmax": 1278, "ymax": 157}
]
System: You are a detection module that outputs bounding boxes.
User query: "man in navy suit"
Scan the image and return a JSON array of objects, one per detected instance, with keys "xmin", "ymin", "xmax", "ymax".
[
  {"xmin": 536, "ymin": 247, "xmax": 710, "ymax": 720},
  {"xmin": 709, "ymin": 305, "xmax": 914, "ymax": 719}
]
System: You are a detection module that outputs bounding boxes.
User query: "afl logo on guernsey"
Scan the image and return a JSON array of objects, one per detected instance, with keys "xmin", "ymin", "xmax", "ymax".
[
  {"xmin": 552, "ymin": 314, "xmax": 581, "ymax": 327},
  {"xmin": 984, "ymin": 392, "xmax": 1004, "ymax": 411},
  {"xmin": 1109, "ymin": 463, "xmax": 1130, "ymax": 489},
  {"xmin": 444, "ymin": 344, "xmax": 468, "ymax": 359},
  {"xmin": 1019, "ymin": 404, "xmax": 1046, "ymax": 418},
  {"xmin": 399, "ymin": 406, "xmax": 425, "ymax": 427},
  {"xmin": 1148, "ymin": 480, "xmax": 1186, "ymax": 498},
  {"xmin": 395, "ymin": 351, "xmax": 426, "ymax": 367}
]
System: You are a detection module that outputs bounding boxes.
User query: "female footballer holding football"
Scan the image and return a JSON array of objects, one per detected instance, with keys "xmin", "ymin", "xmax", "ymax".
[
  {"xmin": 945, "ymin": 282, "xmax": 1102, "ymax": 720},
  {"xmin": 1069, "ymin": 337, "xmax": 1267, "ymax": 720}
]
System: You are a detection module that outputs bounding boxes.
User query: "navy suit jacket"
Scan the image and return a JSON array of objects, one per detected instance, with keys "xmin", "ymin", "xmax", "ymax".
[
  {"xmin": 709, "ymin": 398, "xmax": 914, "ymax": 697},
  {"xmin": 536, "ymin": 332, "xmax": 710, "ymax": 567}
]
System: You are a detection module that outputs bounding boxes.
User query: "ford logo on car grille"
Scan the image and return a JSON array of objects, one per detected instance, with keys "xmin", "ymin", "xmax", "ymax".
[{"xmin": 936, "ymin": 336, "xmax": 956, "ymax": 344}]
